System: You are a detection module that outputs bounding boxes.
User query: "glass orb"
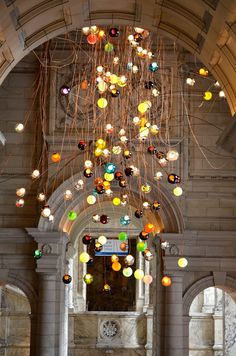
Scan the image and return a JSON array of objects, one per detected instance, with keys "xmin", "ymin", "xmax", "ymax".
[
  {"xmin": 104, "ymin": 42, "xmax": 114, "ymax": 52},
  {"xmin": 51, "ymin": 152, "xmax": 61, "ymax": 162},
  {"xmin": 120, "ymin": 215, "xmax": 130, "ymax": 225},
  {"xmin": 97, "ymin": 98, "xmax": 108, "ymax": 109},
  {"xmin": 113, "ymin": 197, "xmax": 121, "ymax": 206},
  {"xmin": 144, "ymin": 223, "xmax": 154, "ymax": 233},
  {"xmin": 143, "ymin": 275, "xmax": 153, "ymax": 285},
  {"xmin": 64, "ymin": 190, "xmax": 73, "ymax": 200},
  {"xmin": 112, "ymin": 146, "xmax": 122, "ymax": 155},
  {"xmin": 134, "ymin": 269, "xmax": 144, "ymax": 280},
  {"xmin": 104, "ymin": 173, "xmax": 114, "ymax": 181},
  {"xmin": 62, "ymin": 274, "xmax": 72, "ymax": 284},
  {"xmin": 41, "ymin": 206, "xmax": 51, "ymax": 217},
  {"xmin": 162, "ymin": 276, "xmax": 172, "ymax": 287},
  {"xmin": 204, "ymin": 91, "xmax": 212, "ymax": 101},
  {"xmin": 137, "ymin": 241, "xmax": 147, "ymax": 252},
  {"xmin": 166, "ymin": 149, "xmax": 179, "ymax": 161},
  {"xmin": 111, "ymin": 254, "xmax": 119, "ymax": 263},
  {"xmin": 173, "ymin": 187, "xmax": 183, "ymax": 196},
  {"xmin": 87, "ymin": 195, "xmax": 96, "ymax": 205},
  {"xmin": 15, "ymin": 198, "xmax": 24, "ymax": 208},
  {"xmin": 37, "ymin": 192, "xmax": 46, "ymax": 201},
  {"xmin": 124, "ymin": 254, "xmax": 135, "ymax": 266},
  {"xmin": 118, "ymin": 232, "xmax": 128, "ymax": 241},
  {"xmin": 74, "ymin": 179, "xmax": 84, "ymax": 190},
  {"xmin": 105, "ymin": 163, "xmax": 116, "ymax": 174},
  {"xmin": 15, "ymin": 123, "xmax": 24, "ymax": 132},
  {"xmin": 112, "ymin": 262, "xmax": 121, "ymax": 271},
  {"xmin": 98, "ymin": 235, "xmax": 107, "ymax": 245},
  {"xmin": 82, "ymin": 234, "xmax": 92, "ymax": 245},
  {"xmin": 87, "ymin": 33, "xmax": 97, "ymax": 45},
  {"xmin": 178, "ymin": 257, "xmax": 188, "ymax": 268},
  {"xmin": 16, "ymin": 188, "xmax": 26, "ymax": 197},
  {"xmin": 34, "ymin": 249, "xmax": 42, "ymax": 259},
  {"xmin": 32, "ymin": 170, "xmax": 40, "ymax": 178},
  {"xmin": 83, "ymin": 273, "xmax": 93, "ymax": 284},
  {"xmin": 79, "ymin": 252, "xmax": 90, "ymax": 263},
  {"xmin": 123, "ymin": 267, "xmax": 133, "ymax": 277}
]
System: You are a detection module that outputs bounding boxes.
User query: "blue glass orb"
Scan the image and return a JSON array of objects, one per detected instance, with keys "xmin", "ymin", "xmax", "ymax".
[
  {"xmin": 127, "ymin": 62, "xmax": 133, "ymax": 71},
  {"xmin": 105, "ymin": 163, "xmax": 116, "ymax": 174},
  {"xmin": 120, "ymin": 215, "xmax": 131, "ymax": 226},
  {"xmin": 149, "ymin": 62, "xmax": 159, "ymax": 72},
  {"xmin": 92, "ymin": 189, "xmax": 98, "ymax": 196}
]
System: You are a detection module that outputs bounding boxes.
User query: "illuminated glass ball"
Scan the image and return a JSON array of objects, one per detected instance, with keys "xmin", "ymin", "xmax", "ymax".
[
  {"xmin": 96, "ymin": 138, "xmax": 106, "ymax": 149},
  {"xmin": 144, "ymin": 249, "xmax": 154, "ymax": 261},
  {"xmin": 123, "ymin": 267, "xmax": 133, "ymax": 277},
  {"xmin": 137, "ymin": 241, "xmax": 147, "ymax": 252},
  {"xmin": 51, "ymin": 152, "xmax": 61, "ymax": 162},
  {"xmin": 134, "ymin": 269, "xmax": 145, "ymax": 280},
  {"xmin": 87, "ymin": 33, "xmax": 97, "ymax": 45},
  {"xmin": 82, "ymin": 27, "xmax": 90, "ymax": 35},
  {"xmin": 147, "ymin": 145, "xmax": 157, "ymax": 154},
  {"xmin": 135, "ymin": 209, "xmax": 143, "ymax": 218},
  {"xmin": 79, "ymin": 252, "xmax": 90, "ymax": 263},
  {"xmin": 62, "ymin": 274, "xmax": 72, "ymax": 284},
  {"xmin": 152, "ymin": 201, "xmax": 161, "ymax": 210},
  {"xmin": 110, "ymin": 74, "xmax": 118, "ymax": 84},
  {"xmin": 104, "ymin": 42, "xmax": 114, "ymax": 52},
  {"xmin": 103, "ymin": 283, "xmax": 111, "ymax": 292},
  {"xmin": 15, "ymin": 123, "xmax": 24, "ymax": 132},
  {"xmin": 120, "ymin": 215, "xmax": 130, "ymax": 226},
  {"xmin": 125, "ymin": 167, "xmax": 134, "ymax": 176},
  {"xmin": 78, "ymin": 140, "xmax": 86, "ymax": 150},
  {"xmin": 112, "ymin": 146, "xmax": 122, "ymax": 155},
  {"xmin": 166, "ymin": 149, "xmax": 179, "ymax": 161},
  {"xmin": 32, "ymin": 169, "xmax": 40, "ymax": 178},
  {"xmin": 105, "ymin": 163, "xmax": 116, "ymax": 174},
  {"xmin": 37, "ymin": 192, "xmax": 46, "ymax": 202},
  {"xmin": 103, "ymin": 181, "xmax": 111, "ymax": 190},
  {"xmin": 98, "ymin": 235, "xmax": 107, "ymax": 245},
  {"xmin": 139, "ymin": 231, "xmax": 149, "ymax": 241},
  {"xmin": 60, "ymin": 85, "xmax": 70, "ymax": 95},
  {"xmin": 134, "ymin": 33, "xmax": 143, "ymax": 42},
  {"xmin": 168, "ymin": 174, "xmax": 181, "ymax": 184},
  {"xmin": 67, "ymin": 211, "xmax": 77, "ymax": 221},
  {"xmin": 16, "ymin": 188, "xmax": 26, "ymax": 197},
  {"xmin": 123, "ymin": 149, "xmax": 131, "ymax": 159},
  {"xmin": 173, "ymin": 186, "xmax": 183, "ymax": 196},
  {"xmin": 104, "ymin": 172, "xmax": 114, "ymax": 182},
  {"xmin": 204, "ymin": 91, "xmax": 213, "ymax": 101},
  {"xmin": 94, "ymin": 177, "xmax": 103, "ymax": 186},
  {"xmin": 98, "ymin": 80, "xmax": 108, "ymax": 93},
  {"xmin": 162, "ymin": 276, "xmax": 172, "ymax": 287},
  {"xmin": 100, "ymin": 215, "xmax": 109, "ymax": 224},
  {"xmin": 95, "ymin": 185, "xmax": 105, "ymax": 194},
  {"xmin": 118, "ymin": 231, "xmax": 128, "ymax": 241},
  {"xmin": 119, "ymin": 179, "xmax": 127, "ymax": 188},
  {"xmin": 111, "ymin": 254, "xmax": 119, "ymax": 263},
  {"xmin": 198, "ymin": 68, "xmax": 208, "ymax": 76},
  {"xmin": 84, "ymin": 168, "xmax": 93, "ymax": 178},
  {"xmin": 112, "ymin": 262, "xmax": 121, "ymax": 271},
  {"xmin": 149, "ymin": 62, "xmax": 159, "ymax": 72},
  {"xmin": 74, "ymin": 179, "xmax": 84, "ymax": 190},
  {"xmin": 83, "ymin": 273, "xmax": 93, "ymax": 284},
  {"xmin": 113, "ymin": 197, "xmax": 121, "ymax": 206},
  {"xmin": 109, "ymin": 27, "xmax": 119, "ymax": 37},
  {"xmin": 124, "ymin": 254, "xmax": 135, "ymax": 266},
  {"xmin": 94, "ymin": 147, "xmax": 103, "ymax": 157},
  {"xmin": 144, "ymin": 223, "xmax": 154, "ymax": 233},
  {"xmin": 64, "ymin": 190, "xmax": 73, "ymax": 200},
  {"xmin": 120, "ymin": 242, "xmax": 127, "ymax": 251},
  {"xmin": 138, "ymin": 102, "xmax": 149, "ymax": 114},
  {"xmin": 90, "ymin": 26, "xmax": 99, "ymax": 34},
  {"xmin": 94, "ymin": 242, "xmax": 103, "ymax": 252},
  {"xmin": 115, "ymin": 171, "xmax": 123, "ymax": 180},
  {"xmin": 111, "ymin": 89, "xmax": 120, "ymax": 97},
  {"xmin": 178, "ymin": 257, "xmax": 188, "ymax": 268},
  {"xmin": 41, "ymin": 206, "xmax": 51, "ymax": 217},
  {"xmin": 34, "ymin": 249, "xmax": 42, "ymax": 259},
  {"xmin": 97, "ymin": 98, "xmax": 108, "ymax": 109},
  {"xmin": 84, "ymin": 160, "xmax": 93, "ymax": 169},
  {"xmin": 143, "ymin": 275, "xmax": 153, "ymax": 285},
  {"xmin": 150, "ymin": 125, "xmax": 159, "ymax": 134},
  {"xmin": 141, "ymin": 183, "xmax": 151, "ymax": 193},
  {"xmin": 82, "ymin": 234, "xmax": 92, "ymax": 245}
]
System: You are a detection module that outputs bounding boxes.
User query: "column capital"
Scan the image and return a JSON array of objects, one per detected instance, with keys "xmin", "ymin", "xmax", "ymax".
[{"xmin": 26, "ymin": 228, "xmax": 68, "ymax": 245}]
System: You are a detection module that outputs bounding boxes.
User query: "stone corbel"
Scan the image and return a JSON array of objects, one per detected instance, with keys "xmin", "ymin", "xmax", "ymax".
[{"xmin": 213, "ymin": 271, "xmax": 226, "ymax": 286}]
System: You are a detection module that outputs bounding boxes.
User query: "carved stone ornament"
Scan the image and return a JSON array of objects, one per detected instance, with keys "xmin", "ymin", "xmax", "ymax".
[{"xmin": 99, "ymin": 319, "xmax": 120, "ymax": 340}]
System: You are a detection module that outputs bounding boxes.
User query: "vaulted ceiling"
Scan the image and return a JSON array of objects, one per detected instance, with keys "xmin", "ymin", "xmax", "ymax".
[{"xmin": 0, "ymin": 0, "xmax": 236, "ymax": 115}]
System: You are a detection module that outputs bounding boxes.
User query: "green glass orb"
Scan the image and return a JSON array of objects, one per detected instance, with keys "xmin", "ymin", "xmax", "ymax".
[
  {"xmin": 123, "ymin": 267, "xmax": 133, "ymax": 277},
  {"xmin": 68, "ymin": 211, "xmax": 77, "ymax": 221},
  {"xmin": 118, "ymin": 231, "xmax": 128, "ymax": 241},
  {"xmin": 34, "ymin": 249, "xmax": 42, "ymax": 259},
  {"xmin": 105, "ymin": 42, "xmax": 114, "ymax": 52},
  {"xmin": 83, "ymin": 273, "xmax": 93, "ymax": 284},
  {"xmin": 137, "ymin": 241, "xmax": 147, "ymax": 252}
]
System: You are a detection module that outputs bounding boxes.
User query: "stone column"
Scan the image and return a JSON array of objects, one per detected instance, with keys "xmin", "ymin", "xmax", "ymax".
[
  {"xmin": 136, "ymin": 253, "xmax": 145, "ymax": 312},
  {"xmin": 27, "ymin": 229, "xmax": 68, "ymax": 356},
  {"xmin": 164, "ymin": 273, "xmax": 184, "ymax": 356}
]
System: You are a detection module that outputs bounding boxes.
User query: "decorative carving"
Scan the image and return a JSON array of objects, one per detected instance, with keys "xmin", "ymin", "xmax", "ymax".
[{"xmin": 100, "ymin": 320, "xmax": 120, "ymax": 340}]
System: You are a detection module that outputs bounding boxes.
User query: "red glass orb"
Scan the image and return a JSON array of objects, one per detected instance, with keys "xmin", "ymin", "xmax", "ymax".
[
  {"xmin": 115, "ymin": 171, "xmax": 123, "ymax": 180},
  {"xmin": 62, "ymin": 274, "xmax": 72, "ymax": 284},
  {"xmin": 139, "ymin": 231, "xmax": 149, "ymax": 240},
  {"xmin": 100, "ymin": 215, "xmax": 109, "ymax": 224},
  {"xmin": 87, "ymin": 34, "xmax": 97, "ymax": 45},
  {"xmin": 78, "ymin": 140, "xmax": 86, "ymax": 150},
  {"xmin": 82, "ymin": 234, "xmax": 92, "ymax": 245},
  {"xmin": 147, "ymin": 145, "xmax": 157, "ymax": 154},
  {"xmin": 144, "ymin": 223, "xmax": 154, "ymax": 233}
]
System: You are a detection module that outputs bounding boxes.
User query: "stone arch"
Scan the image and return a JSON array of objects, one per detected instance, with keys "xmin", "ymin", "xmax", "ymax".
[
  {"xmin": 0, "ymin": 1, "xmax": 235, "ymax": 114},
  {"xmin": 183, "ymin": 274, "xmax": 236, "ymax": 317},
  {"xmin": 38, "ymin": 171, "xmax": 184, "ymax": 234}
]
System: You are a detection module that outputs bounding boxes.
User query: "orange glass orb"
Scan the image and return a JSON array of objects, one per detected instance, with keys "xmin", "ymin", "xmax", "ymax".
[
  {"xmin": 161, "ymin": 276, "xmax": 172, "ymax": 287},
  {"xmin": 112, "ymin": 262, "xmax": 121, "ymax": 271},
  {"xmin": 120, "ymin": 242, "xmax": 127, "ymax": 251},
  {"xmin": 87, "ymin": 33, "xmax": 97, "ymax": 45},
  {"xmin": 144, "ymin": 223, "xmax": 154, "ymax": 233},
  {"xmin": 81, "ymin": 80, "xmax": 88, "ymax": 90},
  {"xmin": 94, "ymin": 177, "xmax": 103, "ymax": 186},
  {"xmin": 51, "ymin": 152, "xmax": 61, "ymax": 163},
  {"xmin": 103, "ymin": 181, "xmax": 110, "ymax": 190}
]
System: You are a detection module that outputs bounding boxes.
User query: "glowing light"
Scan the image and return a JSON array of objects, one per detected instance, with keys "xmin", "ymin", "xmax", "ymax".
[
  {"xmin": 83, "ymin": 273, "xmax": 93, "ymax": 284},
  {"xmin": 104, "ymin": 173, "xmax": 114, "ymax": 181},
  {"xmin": 51, "ymin": 152, "xmax": 61, "ymax": 163},
  {"xmin": 113, "ymin": 197, "xmax": 121, "ymax": 206},
  {"xmin": 79, "ymin": 252, "xmax": 90, "ymax": 263},
  {"xmin": 112, "ymin": 262, "xmax": 121, "ymax": 271},
  {"xmin": 16, "ymin": 198, "xmax": 24, "ymax": 207},
  {"xmin": 198, "ymin": 68, "xmax": 208, "ymax": 76},
  {"xmin": 87, "ymin": 195, "xmax": 96, "ymax": 205},
  {"xmin": 204, "ymin": 91, "xmax": 212, "ymax": 101},
  {"xmin": 87, "ymin": 34, "xmax": 97, "ymax": 45},
  {"xmin": 67, "ymin": 211, "xmax": 77, "ymax": 221},
  {"xmin": 143, "ymin": 275, "xmax": 153, "ymax": 284},
  {"xmin": 186, "ymin": 78, "xmax": 195, "ymax": 86},
  {"xmin": 37, "ymin": 192, "xmax": 46, "ymax": 201},
  {"xmin": 173, "ymin": 187, "xmax": 183, "ymax": 196},
  {"xmin": 82, "ymin": 27, "xmax": 90, "ymax": 35},
  {"xmin": 178, "ymin": 257, "xmax": 188, "ymax": 268},
  {"xmin": 123, "ymin": 267, "xmax": 133, "ymax": 277},
  {"xmin": 41, "ymin": 206, "xmax": 51, "ymax": 218},
  {"xmin": 134, "ymin": 269, "xmax": 144, "ymax": 280},
  {"xmin": 16, "ymin": 188, "xmax": 26, "ymax": 197},
  {"xmin": 97, "ymin": 98, "xmax": 108, "ymax": 108},
  {"xmin": 162, "ymin": 276, "xmax": 172, "ymax": 287},
  {"xmin": 32, "ymin": 170, "xmax": 40, "ymax": 178},
  {"xmin": 84, "ymin": 160, "xmax": 93, "ymax": 168},
  {"xmin": 154, "ymin": 171, "xmax": 163, "ymax": 180},
  {"xmin": 111, "ymin": 254, "xmax": 119, "ymax": 263},
  {"xmin": 15, "ymin": 123, "xmax": 24, "ymax": 132},
  {"xmin": 219, "ymin": 90, "xmax": 225, "ymax": 98},
  {"xmin": 166, "ymin": 149, "xmax": 179, "ymax": 161},
  {"xmin": 98, "ymin": 235, "xmax": 107, "ymax": 245},
  {"xmin": 124, "ymin": 254, "xmax": 135, "ymax": 266},
  {"xmin": 64, "ymin": 190, "xmax": 73, "ymax": 200}
]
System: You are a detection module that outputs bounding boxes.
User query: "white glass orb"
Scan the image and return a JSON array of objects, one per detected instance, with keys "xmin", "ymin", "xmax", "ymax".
[
  {"xmin": 37, "ymin": 192, "xmax": 46, "ymax": 201},
  {"xmin": 98, "ymin": 235, "xmax": 107, "ymax": 245},
  {"xmin": 49, "ymin": 214, "xmax": 54, "ymax": 222},
  {"xmin": 16, "ymin": 198, "xmax": 24, "ymax": 207},
  {"xmin": 173, "ymin": 186, "xmax": 183, "ymax": 196},
  {"xmin": 166, "ymin": 149, "xmax": 179, "ymax": 161},
  {"xmin": 84, "ymin": 160, "xmax": 93, "ymax": 169},
  {"xmin": 143, "ymin": 201, "xmax": 150, "ymax": 209},
  {"xmin": 16, "ymin": 187, "xmax": 26, "ymax": 197},
  {"xmin": 105, "ymin": 189, "xmax": 113, "ymax": 196},
  {"xmin": 132, "ymin": 65, "xmax": 138, "ymax": 73},
  {"xmin": 64, "ymin": 190, "xmax": 73, "ymax": 200},
  {"xmin": 87, "ymin": 195, "xmax": 96, "ymax": 205},
  {"xmin": 96, "ymin": 65, "xmax": 104, "ymax": 73},
  {"xmin": 41, "ymin": 206, "xmax": 51, "ymax": 218},
  {"xmin": 134, "ymin": 27, "xmax": 144, "ymax": 33},
  {"xmin": 186, "ymin": 78, "xmax": 195, "ymax": 86},
  {"xmin": 154, "ymin": 171, "xmax": 163, "ymax": 180},
  {"xmin": 15, "ymin": 123, "xmax": 24, "ymax": 132},
  {"xmin": 219, "ymin": 90, "xmax": 225, "ymax": 98},
  {"xmin": 133, "ymin": 116, "xmax": 140, "ymax": 125},
  {"xmin": 32, "ymin": 170, "xmax": 40, "ymax": 178},
  {"xmin": 148, "ymin": 51, "xmax": 153, "ymax": 58},
  {"xmin": 103, "ymin": 148, "xmax": 110, "ymax": 157},
  {"xmin": 120, "ymin": 135, "xmax": 128, "ymax": 143},
  {"xmin": 128, "ymin": 34, "xmax": 134, "ymax": 41},
  {"xmin": 82, "ymin": 27, "xmax": 90, "ymax": 35},
  {"xmin": 119, "ymin": 129, "xmax": 126, "ymax": 136},
  {"xmin": 152, "ymin": 89, "xmax": 160, "ymax": 97},
  {"xmin": 137, "ymin": 46, "xmax": 143, "ymax": 53},
  {"xmin": 93, "ymin": 214, "xmax": 100, "ymax": 222},
  {"xmin": 74, "ymin": 179, "xmax": 84, "ymax": 190},
  {"xmin": 214, "ymin": 81, "xmax": 220, "ymax": 87}
]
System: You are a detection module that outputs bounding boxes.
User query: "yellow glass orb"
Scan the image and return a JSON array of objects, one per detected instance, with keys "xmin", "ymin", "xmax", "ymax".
[
  {"xmin": 103, "ymin": 181, "xmax": 111, "ymax": 190},
  {"xmin": 94, "ymin": 147, "xmax": 103, "ymax": 156},
  {"xmin": 138, "ymin": 102, "xmax": 149, "ymax": 114},
  {"xmin": 79, "ymin": 252, "xmax": 90, "ymax": 263},
  {"xmin": 117, "ymin": 76, "xmax": 127, "ymax": 87},
  {"xmin": 16, "ymin": 188, "xmax": 26, "ymax": 197},
  {"xmin": 103, "ymin": 283, "xmax": 111, "ymax": 291},
  {"xmin": 140, "ymin": 116, "xmax": 147, "ymax": 127},
  {"xmin": 204, "ymin": 91, "xmax": 212, "ymax": 101},
  {"xmin": 96, "ymin": 138, "xmax": 106, "ymax": 149},
  {"xmin": 150, "ymin": 125, "xmax": 159, "ymax": 134},
  {"xmin": 134, "ymin": 269, "xmax": 145, "ymax": 280},
  {"xmin": 112, "ymin": 146, "xmax": 122, "ymax": 155},
  {"xmin": 141, "ymin": 184, "xmax": 151, "ymax": 193},
  {"xmin": 162, "ymin": 276, "xmax": 172, "ymax": 287},
  {"xmin": 104, "ymin": 173, "xmax": 114, "ymax": 181},
  {"xmin": 199, "ymin": 68, "xmax": 208, "ymax": 76},
  {"xmin": 173, "ymin": 186, "xmax": 183, "ymax": 196},
  {"xmin": 98, "ymin": 235, "xmax": 107, "ymax": 245},
  {"xmin": 178, "ymin": 257, "xmax": 188, "ymax": 268},
  {"xmin": 139, "ymin": 127, "xmax": 149, "ymax": 138},
  {"xmin": 98, "ymin": 81, "xmax": 108, "ymax": 93},
  {"xmin": 112, "ymin": 262, "xmax": 121, "ymax": 271},
  {"xmin": 110, "ymin": 74, "xmax": 118, "ymax": 84},
  {"xmin": 111, "ymin": 254, "xmax": 119, "ymax": 263},
  {"xmin": 83, "ymin": 273, "xmax": 93, "ymax": 284},
  {"xmin": 97, "ymin": 98, "xmax": 108, "ymax": 109},
  {"xmin": 87, "ymin": 195, "xmax": 96, "ymax": 205},
  {"xmin": 113, "ymin": 197, "xmax": 121, "ymax": 206}
]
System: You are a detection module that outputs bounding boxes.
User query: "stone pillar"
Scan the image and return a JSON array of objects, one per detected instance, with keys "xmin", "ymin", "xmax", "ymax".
[
  {"xmin": 164, "ymin": 273, "xmax": 184, "ymax": 356},
  {"xmin": 136, "ymin": 253, "xmax": 145, "ymax": 312},
  {"xmin": 183, "ymin": 316, "xmax": 191, "ymax": 356},
  {"xmin": 27, "ymin": 229, "xmax": 68, "ymax": 356}
]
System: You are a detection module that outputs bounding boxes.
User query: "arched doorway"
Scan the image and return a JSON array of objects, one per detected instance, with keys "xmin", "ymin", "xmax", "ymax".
[
  {"xmin": 0, "ymin": 283, "xmax": 31, "ymax": 355},
  {"xmin": 189, "ymin": 287, "xmax": 236, "ymax": 355}
]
